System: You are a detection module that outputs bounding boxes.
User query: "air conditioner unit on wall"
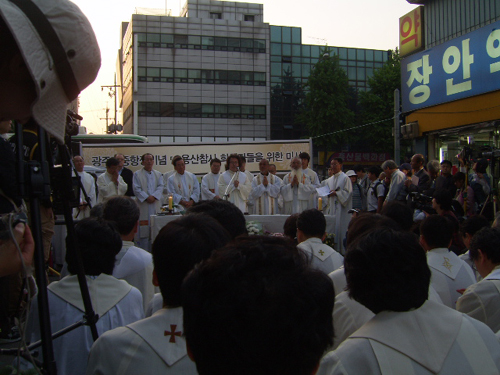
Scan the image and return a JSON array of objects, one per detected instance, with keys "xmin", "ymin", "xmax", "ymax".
[{"xmin": 401, "ymin": 121, "xmax": 419, "ymax": 139}]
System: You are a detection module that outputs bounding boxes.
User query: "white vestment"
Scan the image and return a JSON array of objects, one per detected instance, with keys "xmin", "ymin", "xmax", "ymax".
[
  {"xmin": 133, "ymin": 168, "xmax": 164, "ymax": 239},
  {"xmin": 113, "ymin": 241, "xmax": 155, "ymax": 313},
  {"xmin": 249, "ymin": 173, "xmax": 281, "ymax": 215},
  {"xmin": 26, "ymin": 275, "xmax": 144, "ymax": 375},
  {"xmin": 331, "ymin": 291, "xmax": 374, "ymax": 350},
  {"xmin": 167, "ymin": 171, "xmax": 200, "ymax": 209},
  {"xmin": 303, "ymin": 167, "xmax": 320, "ymax": 208},
  {"xmin": 201, "ymin": 172, "xmax": 221, "ymax": 200},
  {"xmin": 427, "ymin": 247, "xmax": 476, "ymax": 309},
  {"xmin": 281, "ymin": 171, "xmax": 315, "ymax": 214},
  {"xmin": 146, "ymin": 293, "xmax": 164, "ymax": 317},
  {"xmin": 243, "ymin": 170, "xmax": 255, "ymax": 213},
  {"xmin": 97, "ymin": 172, "xmax": 127, "ymax": 203},
  {"xmin": 318, "ymin": 300, "xmax": 500, "ymax": 375},
  {"xmin": 329, "ymin": 267, "xmax": 347, "ymax": 297},
  {"xmin": 297, "ymin": 237, "xmax": 343, "ymax": 275},
  {"xmin": 457, "ymin": 265, "xmax": 500, "ymax": 332},
  {"xmin": 86, "ymin": 307, "xmax": 197, "ymax": 375},
  {"xmin": 73, "ymin": 171, "xmax": 96, "ymax": 219},
  {"xmin": 218, "ymin": 170, "xmax": 252, "ymax": 213},
  {"xmin": 321, "ymin": 172, "xmax": 353, "ymax": 254}
]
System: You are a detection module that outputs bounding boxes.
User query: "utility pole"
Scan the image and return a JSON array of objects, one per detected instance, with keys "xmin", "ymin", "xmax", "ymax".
[
  {"xmin": 101, "ymin": 74, "xmax": 121, "ymax": 133},
  {"xmin": 394, "ymin": 89, "xmax": 401, "ymax": 165},
  {"xmin": 99, "ymin": 103, "xmax": 110, "ymax": 130}
]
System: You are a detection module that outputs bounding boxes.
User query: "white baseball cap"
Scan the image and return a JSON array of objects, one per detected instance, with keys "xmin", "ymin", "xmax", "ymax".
[
  {"xmin": 0, "ymin": 0, "xmax": 100, "ymax": 143},
  {"xmin": 345, "ymin": 170, "xmax": 357, "ymax": 177}
]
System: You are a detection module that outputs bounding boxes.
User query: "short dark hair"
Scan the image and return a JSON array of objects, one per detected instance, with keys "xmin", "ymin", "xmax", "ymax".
[
  {"xmin": 299, "ymin": 152, "xmax": 310, "ymax": 162},
  {"xmin": 283, "ymin": 213, "xmax": 299, "ymax": 240},
  {"xmin": 105, "ymin": 157, "xmax": 119, "ymax": 168},
  {"xmin": 188, "ymin": 200, "xmax": 247, "ymax": 240},
  {"xmin": 172, "ymin": 155, "xmax": 183, "ymax": 167},
  {"xmin": 153, "ymin": 215, "xmax": 230, "ymax": 306},
  {"xmin": 297, "ymin": 209, "xmax": 325, "ymax": 238},
  {"xmin": 182, "ymin": 236, "xmax": 334, "ymax": 375},
  {"xmin": 441, "ymin": 160, "xmax": 452, "ymax": 167},
  {"xmin": 240, "ymin": 155, "xmax": 247, "ymax": 163},
  {"xmin": 346, "ymin": 213, "xmax": 398, "ymax": 249},
  {"xmin": 367, "ymin": 166, "xmax": 381, "ymax": 176},
  {"xmin": 420, "ymin": 215, "xmax": 452, "ymax": 248},
  {"xmin": 353, "ymin": 165, "xmax": 365, "ymax": 173},
  {"xmin": 469, "ymin": 227, "xmax": 500, "ymax": 263},
  {"xmin": 225, "ymin": 154, "xmax": 241, "ymax": 170},
  {"xmin": 66, "ymin": 218, "xmax": 122, "ymax": 276},
  {"xmin": 460, "ymin": 215, "xmax": 490, "ymax": 237},
  {"xmin": 332, "ymin": 157, "xmax": 343, "ymax": 164},
  {"xmin": 453, "ymin": 171, "xmax": 466, "ymax": 183},
  {"xmin": 345, "ymin": 229, "xmax": 430, "ymax": 314},
  {"xmin": 102, "ymin": 196, "xmax": 140, "ymax": 235},
  {"xmin": 381, "ymin": 201, "xmax": 414, "ymax": 231},
  {"xmin": 89, "ymin": 203, "xmax": 104, "ymax": 218},
  {"xmin": 433, "ymin": 188, "xmax": 452, "ymax": 211},
  {"xmin": 210, "ymin": 158, "xmax": 221, "ymax": 166},
  {"xmin": 141, "ymin": 153, "xmax": 153, "ymax": 162}
]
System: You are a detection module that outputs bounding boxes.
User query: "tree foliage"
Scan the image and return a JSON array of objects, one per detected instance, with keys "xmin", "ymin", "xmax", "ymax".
[
  {"xmin": 356, "ymin": 49, "xmax": 401, "ymax": 153},
  {"xmin": 298, "ymin": 50, "xmax": 355, "ymax": 152}
]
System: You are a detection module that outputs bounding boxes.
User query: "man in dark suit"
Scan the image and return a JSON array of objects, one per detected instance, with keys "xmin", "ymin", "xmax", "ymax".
[
  {"xmin": 405, "ymin": 153, "xmax": 430, "ymax": 194},
  {"xmin": 115, "ymin": 153, "xmax": 134, "ymax": 196}
]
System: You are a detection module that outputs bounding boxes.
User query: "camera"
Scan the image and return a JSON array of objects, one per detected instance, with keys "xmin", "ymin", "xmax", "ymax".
[{"xmin": 408, "ymin": 192, "xmax": 436, "ymax": 215}]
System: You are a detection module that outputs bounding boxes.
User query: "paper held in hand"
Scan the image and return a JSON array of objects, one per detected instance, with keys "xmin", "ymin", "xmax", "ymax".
[{"xmin": 316, "ymin": 186, "xmax": 331, "ymax": 197}]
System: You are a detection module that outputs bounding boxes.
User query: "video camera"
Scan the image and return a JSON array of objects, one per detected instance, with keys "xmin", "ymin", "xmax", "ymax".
[{"xmin": 408, "ymin": 192, "xmax": 436, "ymax": 215}]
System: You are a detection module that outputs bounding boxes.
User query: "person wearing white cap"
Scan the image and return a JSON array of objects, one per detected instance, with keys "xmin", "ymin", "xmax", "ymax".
[
  {"xmin": 0, "ymin": 0, "xmax": 101, "ymax": 143},
  {"xmin": 346, "ymin": 170, "xmax": 366, "ymax": 211}
]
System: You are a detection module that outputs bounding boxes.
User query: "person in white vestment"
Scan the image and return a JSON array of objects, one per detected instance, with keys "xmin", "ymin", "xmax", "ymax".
[
  {"xmin": 86, "ymin": 214, "xmax": 231, "ymax": 375},
  {"xmin": 240, "ymin": 156, "xmax": 255, "ymax": 213},
  {"xmin": 103, "ymin": 196, "xmax": 155, "ymax": 313},
  {"xmin": 281, "ymin": 157, "xmax": 316, "ymax": 215},
  {"xmin": 182, "ymin": 236, "xmax": 334, "ymax": 375},
  {"xmin": 457, "ymin": 227, "xmax": 500, "ymax": 332},
  {"xmin": 133, "ymin": 153, "xmax": 164, "ymax": 249},
  {"xmin": 96, "ymin": 157, "xmax": 127, "ymax": 203},
  {"xmin": 167, "ymin": 155, "xmax": 200, "ymax": 211},
  {"xmin": 296, "ymin": 209, "xmax": 343, "ymax": 274},
  {"xmin": 459, "ymin": 215, "xmax": 490, "ymax": 281},
  {"xmin": 269, "ymin": 163, "xmax": 284, "ymax": 213},
  {"xmin": 318, "ymin": 228, "xmax": 500, "ymax": 375},
  {"xmin": 162, "ymin": 155, "xmax": 180, "ymax": 201},
  {"xmin": 24, "ymin": 218, "xmax": 144, "ymax": 375},
  {"xmin": 73, "ymin": 155, "xmax": 96, "ymax": 219},
  {"xmin": 420, "ymin": 215, "xmax": 475, "ymax": 309},
  {"xmin": 300, "ymin": 152, "xmax": 320, "ymax": 209},
  {"xmin": 320, "ymin": 157, "xmax": 352, "ymax": 255},
  {"xmin": 218, "ymin": 154, "xmax": 252, "ymax": 213},
  {"xmin": 201, "ymin": 158, "xmax": 221, "ymax": 200},
  {"xmin": 249, "ymin": 159, "xmax": 281, "ymax": 215}
]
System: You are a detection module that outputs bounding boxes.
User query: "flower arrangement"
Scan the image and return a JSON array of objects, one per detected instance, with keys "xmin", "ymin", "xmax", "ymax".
[
  {"xmin": 246, "ymin": 221, "xmax": 263, "ymax": 235},
  {"xmin": 323, "ymin": 233, "xmax": 336, "ymax": 249}
]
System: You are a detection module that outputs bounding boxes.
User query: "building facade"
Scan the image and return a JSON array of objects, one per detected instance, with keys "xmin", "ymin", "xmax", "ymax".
[
  {"xmin": 400, "ymin": 0, "xmax": 500, "ymax": 163},
  {"xmin": 117, "ymin": 0, "xmax": 388, "ymax": 143}
]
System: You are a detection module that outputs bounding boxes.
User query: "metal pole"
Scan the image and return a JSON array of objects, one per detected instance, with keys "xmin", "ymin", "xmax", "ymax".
[{"xmin": 394, "ymin": 88, "xmax": 400, "ymax": 165}]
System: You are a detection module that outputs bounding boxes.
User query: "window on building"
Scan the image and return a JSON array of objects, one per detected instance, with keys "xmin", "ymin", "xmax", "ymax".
[
  {"xmin": 244, "ymin": 15, "xmax": 255, "ymax": 22},
  {"xmin": 210, "ymin": 12, "xmax": 222, "ymax": 19}
]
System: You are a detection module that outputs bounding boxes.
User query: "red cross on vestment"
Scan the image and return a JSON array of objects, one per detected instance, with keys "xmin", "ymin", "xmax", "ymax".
[{"xmin": 164, "ymin": 324, "xmax": 182, "ymax": 343}]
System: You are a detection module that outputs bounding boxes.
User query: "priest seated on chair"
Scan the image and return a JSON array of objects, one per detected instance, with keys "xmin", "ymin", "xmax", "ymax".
[
  {"xmin": 24, "ymin": 218, "xmax": 144, "ymax": 375},
  {"xmin": 318, "ymin": 228, "xmax": 500, "ymax": 375}
]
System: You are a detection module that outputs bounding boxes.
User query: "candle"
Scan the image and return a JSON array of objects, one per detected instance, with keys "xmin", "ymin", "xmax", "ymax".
[
  {"xmin": 318, "ymin": 197, "xmax": 323, "ymax": 211},
  {"xmin": 168, "ymin": 196, "xmax": 173, "ymax": 210}
]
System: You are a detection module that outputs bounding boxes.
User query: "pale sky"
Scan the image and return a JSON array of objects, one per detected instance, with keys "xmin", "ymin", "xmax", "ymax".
[{"xmin": 71, "ymin": 0, "xmax": 417, "ymax": 134}]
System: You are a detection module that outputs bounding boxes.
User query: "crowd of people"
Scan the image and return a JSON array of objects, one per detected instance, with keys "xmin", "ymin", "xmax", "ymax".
[{"xmin": 2, "ymin": 0, "xmax": 500, "ymax": 373}]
